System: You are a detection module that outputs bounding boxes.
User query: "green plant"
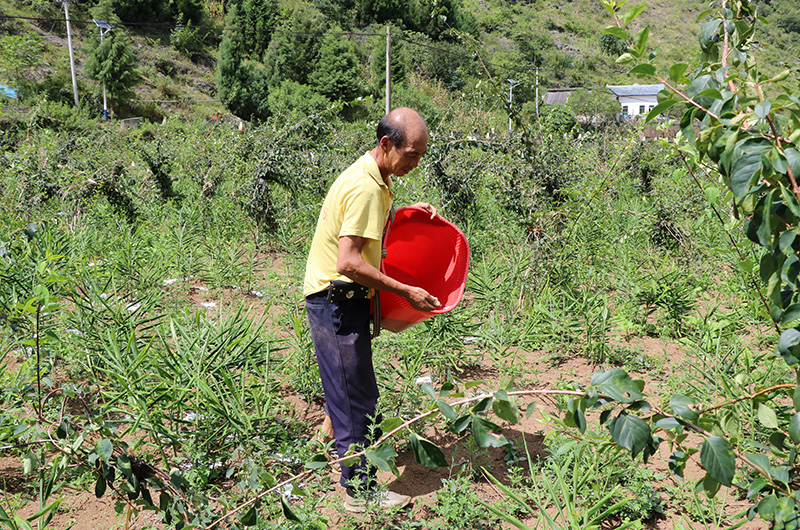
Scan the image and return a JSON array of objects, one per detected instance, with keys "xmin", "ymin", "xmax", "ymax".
[
  {"xmin": 480, "ymin": 437, "xmax": 647, "ymax": 530},
  {"xmin": 83, "ymin": 26, "xmax": 141, "ymax": 116},
  {"xmin": 0, "ymin": 34, "xmax": 44, "ymax": 94},
  {"xmin": 432, "ymin": 474, "xmax": 501, "ymax": 529},
  {"xmin": 634, "ymin": 270, "xmax": 696, "ymax": 336}
]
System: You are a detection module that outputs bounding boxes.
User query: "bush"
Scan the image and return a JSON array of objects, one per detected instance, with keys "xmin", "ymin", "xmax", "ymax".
[
  {"xmin": 266, "ymin": 81, "xmax": 332, "ymax": 121},
  {"xmin": 567, "ymin": 88, "xmax": 619, "ymax": 127},
  {"xmin": 600, "ymin": 33, "xmax": 627, "ymax": 56},
  {"xmin": 776, "ymin": 12, "xmax": 800, "ymax": 34},
  {"xmin": 538, "ymin": 104, "xmax": 578, "ymax": 136}
]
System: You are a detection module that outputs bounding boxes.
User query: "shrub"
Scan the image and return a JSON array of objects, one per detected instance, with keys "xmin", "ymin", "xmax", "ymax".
[
  {"xmin": 776, "ymin": 12, "xmax": 800, "ymax": 34},
  {"xmin": 600, "ymin": 33, "xmax": 627, "ymax": 56},
  {"xmin": 266, "ymin": 81, "xmax": 331, "ymax": 121}
]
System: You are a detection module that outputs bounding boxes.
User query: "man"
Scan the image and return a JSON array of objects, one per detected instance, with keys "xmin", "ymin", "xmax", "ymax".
[{"xmin": 303, "ymin": 107, "xmax": 440, "ymax": 512}]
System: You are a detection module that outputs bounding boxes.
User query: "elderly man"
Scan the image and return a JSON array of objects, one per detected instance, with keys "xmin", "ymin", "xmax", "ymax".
[{"xmin": 304, "ymin": 107, "xmax": 439, "ymax": 512}]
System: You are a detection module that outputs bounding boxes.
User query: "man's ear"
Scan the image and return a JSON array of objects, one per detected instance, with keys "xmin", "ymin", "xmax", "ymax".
[{"xmin": 378, "ymin": 135, "xmax": 392, "ymax": 151}]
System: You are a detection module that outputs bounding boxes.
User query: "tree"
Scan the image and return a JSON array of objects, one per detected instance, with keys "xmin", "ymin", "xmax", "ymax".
[
  {"xmin": 83, "ymin": 22, "xmax": 140, "ymax": 116},
  {"xmin": 313, "ymin": 0, "xmax": 357, "ymax": 28},
  {"xmin": 217, "ymin": 6, "xmax": 261, "ymax": 119},
  {"xmin": 110, "ymin": 0, "xmax": 164, "ymax": 23},
  {"xmin": 400, "ymin": 31, "xmax": 474, "ymax": 91},
  {"xmin": 263, "ymin": 8, "xmax": 327, "ymax": 87},
  {"xmin": 515, "ymin": 28, "xmax": 555, "ymax": 67},
  {"xmin": 309, "ymin": 31, "xmax": 362, "ymax": 102},
  {"xmin": 233, "ymin": 0, "xmax": 277, "ymax": 58},
  {"xmin": 267, "ymin": 80, "xmax": 331, "ymax": 121},
  {"xmin": 111, "ymin": 0, "xmax": 204, "ymax": 24},
  {"xmin": 356, "ymin": 0, "xmax": 413, "ymax": 27},
  {"xmin": 417, "ymin": 0, "xmax": 479, "ymax": 40},
  {"xmin": 216, "ymin": 1, "xmax": 276, "ymax": 120},
  {"xmin": 567, "ymin": 88, "xmax": 619, "ymax": 126}
]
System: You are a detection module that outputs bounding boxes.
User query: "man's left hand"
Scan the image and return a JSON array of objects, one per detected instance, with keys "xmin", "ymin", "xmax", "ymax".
[{"xmin": 411, "ymin": 202, "xmax": 437, "ymax": 219}]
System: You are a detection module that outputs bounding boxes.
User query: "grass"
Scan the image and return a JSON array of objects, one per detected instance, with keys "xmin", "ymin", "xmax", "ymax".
[{"xmin": 0, "ymin": 73, "xmax": 792, "ymax": 529}]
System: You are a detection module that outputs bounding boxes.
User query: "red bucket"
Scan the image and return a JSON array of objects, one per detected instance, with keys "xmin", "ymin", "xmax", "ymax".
[{"xmin": 379, "ymin": 206, "xmax": 470, "ymax": 332}]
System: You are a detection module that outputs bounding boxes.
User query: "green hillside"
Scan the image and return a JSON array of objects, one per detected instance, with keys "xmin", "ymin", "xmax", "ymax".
[{"xmin": 0, "ymin": 0, "xmax": 798, "ymax": 121}]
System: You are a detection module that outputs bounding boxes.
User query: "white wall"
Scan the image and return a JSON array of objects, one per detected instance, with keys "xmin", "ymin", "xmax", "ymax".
[{"xmin": 618, "ymin": 94, "xmax": 658, "ymax": 118}]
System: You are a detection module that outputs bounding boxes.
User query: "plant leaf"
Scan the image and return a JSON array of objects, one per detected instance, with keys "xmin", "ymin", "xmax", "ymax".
[
  {"xmin": 450, "ymin": 414, "xmax": 472, "ymax": 434},
  {"xmin": 757, "ymin": 403, "xmax": 779, "ymax": 429},
  {"xmin": 754, "ymin": 100, "xmax": 772, "ymax": 119},
  {"xmin": 304, "ymin": 453, "xmax": 330, "ymax": 470},
  {"xmin": 730, "ymin": 140, "xmax": 770, "ymax": 199},
  {"xmin": 492, "ymin": 390, "xmax": 520, "ymax": 424},
  {"xmin": 778, "ymin": 327, "xmax": 800, "ymax": 366},
  {"xmin": 281, "ymin": 496, "xmax": 301, "ymax": 522},
  {"xmin": 239, "ymin": 506, "xmax": 258, "ymax": 526},
  {"xmin": 700, "ymin": 436, "xmax": 735, "ymax": 486},
  {"xmin": 380, "ymin": 416, "xmax": 403, "ymax": 433},
  {"xmin": 786, "ymin": 148, "xmax": 800, "ymax": 180},
  {"xmin": 408, "ymin": 432, "xmax": 447, "ymax": 467},
  {"xmin": 646, "ymin": 98, "xmax": 679, "ymax": 123},
  {"xmin": 789, "ymin": 413, "xmax": 800, "ymax": 444},
  {"xmin": 699, "ymin": 19, "xmax": 722, "ymax": 49},
  {"xmin": 472, "ymin": 416, "xmax": 508, "ymax": 448},
  {"xmin": 629, "ymin": 63, "xmax": 656, "ymax": 76},
  {"xmin": 616, "ymin": 53, "xmax": 635, "ymax": 64},
  {"xmin": 95, "ymin": 439, "xmax": 113, "ymax": 463},
  {"xmin": 619, "ymin": 5, "xmax": 644, "ymax": 26},
  {"xmin": 591, "ymin": 368, "xmax": 642, "ymax": 403},
  {"xmin": 603, "ymin": 26, "xmax": 628, "ymax": 40},
  {"xmin": 365, "ymin": 443, "xmax": 399, "ymax": 474},
  {"xmin": 95, "ymin": 476, "xmax": 107, "ymax": 498},
  {"xmin": 669, "ymin": 63, "xmax": 689, "ymax": 82},
  {"xmin": 436, "ymin": 399, "xmax": 457, "ymax": 421},
  {"xmin": 607, "ymin": 412, "xmax": 651, "ymax": 457}
]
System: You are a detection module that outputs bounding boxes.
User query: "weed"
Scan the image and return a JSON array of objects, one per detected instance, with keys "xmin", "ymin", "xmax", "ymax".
[{"xmin": 432, "ymin": 474, "xmax": 501, "ymax": 529}]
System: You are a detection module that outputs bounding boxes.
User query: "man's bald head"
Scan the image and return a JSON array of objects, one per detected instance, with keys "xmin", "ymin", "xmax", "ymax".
[
  {"xmin": 376, "ymin": 107, "xmax": 428, "ymax": 148},
  {"xmin": 371, "ymin": 107, "xmax": 428, "ymax": 179}
]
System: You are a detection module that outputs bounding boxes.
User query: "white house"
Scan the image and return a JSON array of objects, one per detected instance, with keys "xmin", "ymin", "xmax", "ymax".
[{"xmin": 606, "ymin": 83, "xmax": 664, "ymax": 120}]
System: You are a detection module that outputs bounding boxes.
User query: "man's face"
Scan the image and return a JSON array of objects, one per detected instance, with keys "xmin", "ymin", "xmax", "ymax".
[{"xmin": 386, "ymin": 130, "xmax": 428, "ymax": 177}]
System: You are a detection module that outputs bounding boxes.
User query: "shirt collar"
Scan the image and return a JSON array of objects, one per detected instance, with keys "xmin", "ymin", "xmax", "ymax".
[{"xmin": 364, "ymin": 152, "xmax": 392, "ymax": 190}]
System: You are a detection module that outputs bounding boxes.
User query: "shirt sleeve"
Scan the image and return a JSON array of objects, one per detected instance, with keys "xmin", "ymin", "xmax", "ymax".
[{"xmin": 338, "ymin": 178, "xmax": 384, "ymax": 241}]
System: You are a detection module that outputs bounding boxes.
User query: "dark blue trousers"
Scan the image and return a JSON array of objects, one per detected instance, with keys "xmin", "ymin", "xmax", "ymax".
[{"xmin": 306, "ymin": 292, "xmax": 379, "ymax": 489}]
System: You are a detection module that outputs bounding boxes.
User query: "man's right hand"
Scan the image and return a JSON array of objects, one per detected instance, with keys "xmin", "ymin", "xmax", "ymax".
[{"xmin": 405, "ymin": 286, "xmax": 441, "ymax": 312}]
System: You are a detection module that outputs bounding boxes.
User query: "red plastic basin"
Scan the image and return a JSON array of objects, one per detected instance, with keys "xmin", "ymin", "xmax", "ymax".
[{"xmin": 379, "ymin": 206, "xmax": 470, "ymax": 332}]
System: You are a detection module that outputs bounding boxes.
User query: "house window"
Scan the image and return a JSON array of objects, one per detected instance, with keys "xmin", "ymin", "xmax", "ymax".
[
  {"xmin": 622, "ymin": 105, "xmax": 628, "ymax": 115},
  {"xmin": 648, "ymin": 105, "xmax": 654, "ymax": 112},
  {"xmin": 639, "ymin": 105, "xmax": 645, "ymax": 114}
]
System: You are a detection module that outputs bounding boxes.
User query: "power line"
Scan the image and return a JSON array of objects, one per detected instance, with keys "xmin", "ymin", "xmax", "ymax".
[
  {"xmin": 0, "ymin": 14, "xmax": 473, "ymax": 73},
  {"xmin": 0, "ymin": 13, "xmax": 467, "ymax": 56},
  {"xmin": 0, "ymin": 14, "xmax": 384, "ymax": 36}
]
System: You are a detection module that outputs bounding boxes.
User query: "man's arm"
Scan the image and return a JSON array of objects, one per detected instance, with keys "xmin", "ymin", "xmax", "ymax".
[{"xmin": 336, "ymin": 235, "xmax": 440, "ymax": 311}]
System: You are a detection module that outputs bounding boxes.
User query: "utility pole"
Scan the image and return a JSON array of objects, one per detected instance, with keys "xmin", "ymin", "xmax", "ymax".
[
  {"xmin": 507, "ymin": 79, "xmax": 522, "ymax": 133},
  {"xmin": 63, "ymin": 0, "xmax": 79, "ymax": 107},
  {"xmin": 385, "ymin": 26, "xmax": 391, "ymax": 114},
  {"xmin": 535, "ymin": 68, "xmax": 540, "ymax": 122}
]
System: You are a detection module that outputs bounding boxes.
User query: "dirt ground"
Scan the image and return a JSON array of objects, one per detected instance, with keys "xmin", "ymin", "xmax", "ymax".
[{"xmin": 0, "ymin": 272, "xmax": 770, "ymax": 529}]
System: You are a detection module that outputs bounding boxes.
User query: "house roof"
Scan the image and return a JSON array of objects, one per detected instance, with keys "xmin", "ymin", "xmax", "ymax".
[
  {"xmin": 543, "ymin": 89, "xmax": 572, "ymax": 105},
  {"xmin": 605, "ymin": 84, "xmax": 664, "ymax": 97},
  {"xmin": 543, "ymin": 87, "xmax": 601, "ymax": 105}
]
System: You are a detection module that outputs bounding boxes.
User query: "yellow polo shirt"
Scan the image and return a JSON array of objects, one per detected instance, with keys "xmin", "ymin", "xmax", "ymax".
[{"xmin": 303, "ymin": 152, "xmax": 394, "ymax": 297}]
